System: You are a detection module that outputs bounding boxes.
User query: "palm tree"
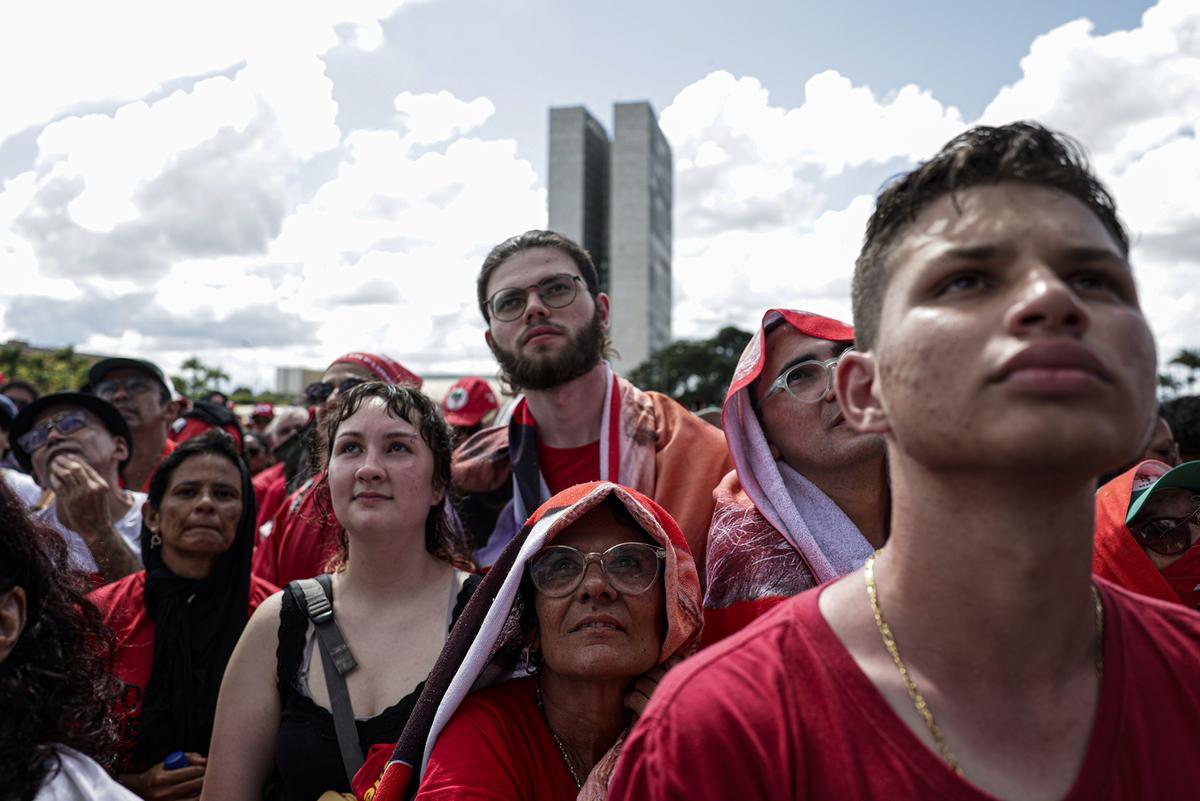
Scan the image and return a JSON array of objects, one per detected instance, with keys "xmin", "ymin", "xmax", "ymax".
[{"xmin": 1170, "ymin": 349, "xmax": 1200, "ymax": 393}]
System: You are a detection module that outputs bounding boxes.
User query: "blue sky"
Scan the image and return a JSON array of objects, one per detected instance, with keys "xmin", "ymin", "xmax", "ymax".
[
  {"xmin": 1, "ymin": 0, "xmax": 1194, "ymax": 391},
  {"xmin": 337, "ymin": 0, "xmax": 1152, "ymax": 177}
]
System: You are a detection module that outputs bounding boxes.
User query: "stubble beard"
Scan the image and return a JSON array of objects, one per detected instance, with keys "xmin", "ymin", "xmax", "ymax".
[{"xmin": 491, "ymin": 309, "xmax": 605, "ymax": 392}]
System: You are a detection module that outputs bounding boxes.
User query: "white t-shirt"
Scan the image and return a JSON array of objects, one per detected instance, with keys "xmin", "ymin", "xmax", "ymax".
[
  {"xmin": 37, "ymin": 745, "xmax": 140, "ymax": 800},
  {"xmin": 1, "ymin": 466, "xmax": 44, "ymax": 507},
  {"xmin": 36, "ymin": 491, "xmax": 146, "ymax": 573}
]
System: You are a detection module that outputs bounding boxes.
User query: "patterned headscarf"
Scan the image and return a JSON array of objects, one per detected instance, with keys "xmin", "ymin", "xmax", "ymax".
[{"xmin": 361, "ymin": 481, "xmax": 703, "ymax": 801}]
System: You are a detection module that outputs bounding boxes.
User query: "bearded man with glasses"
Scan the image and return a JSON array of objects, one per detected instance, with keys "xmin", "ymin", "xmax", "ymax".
[
  {"xmin": 454, "ymin": 229, "xmax": 732, "ymax": 575},
  {"xmin": 702, "ymin": 309, "xmax": 888, "ymax": 645},
  {"xmin": 9, "ymin": 392, "xmax": 144, "ymax": 584}
]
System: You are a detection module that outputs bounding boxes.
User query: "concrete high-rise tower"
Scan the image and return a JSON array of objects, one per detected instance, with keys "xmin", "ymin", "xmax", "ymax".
[
  {"xmin": 547, "ymin": 101, "xmax": 673, "ymax": 373},
  {"xmin": 547, "ymin": 106, "xmax": 611, "ymax": 289}
]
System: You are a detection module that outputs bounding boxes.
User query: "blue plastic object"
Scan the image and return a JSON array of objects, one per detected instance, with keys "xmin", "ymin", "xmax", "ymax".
[{"xmin": 163, "ymin": 751, "xmax": 189, "ymax": 770}]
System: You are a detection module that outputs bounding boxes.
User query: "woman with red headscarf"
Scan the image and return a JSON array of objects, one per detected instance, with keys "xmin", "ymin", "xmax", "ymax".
[
  {"xmin": 252, "ymin": 352, "xmax": 423, "ymax": 587},
  {"xmin": 1094, "ymin": 459, "xmax": 1200, "ymax": 611},
  {"xmin": 355, "ymin": 481, "xmax": 703, "ymax": 801}
]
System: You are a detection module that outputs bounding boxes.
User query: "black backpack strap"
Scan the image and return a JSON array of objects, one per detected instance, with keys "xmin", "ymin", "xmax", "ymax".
[{"xmin": 287, "ymin": 575, "xmax": 363, "ymax": 784}]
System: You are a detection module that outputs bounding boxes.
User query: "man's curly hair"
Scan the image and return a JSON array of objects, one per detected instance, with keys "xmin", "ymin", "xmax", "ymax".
[{"xmin": 0, "ymin": 480, "xmax": 118, "ymax": 801}]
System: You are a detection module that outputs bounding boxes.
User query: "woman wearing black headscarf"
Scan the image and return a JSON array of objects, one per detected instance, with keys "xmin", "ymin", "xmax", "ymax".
[{"xmin": 89, "ymin": 431, "xmax": 277, "ymax": 799}]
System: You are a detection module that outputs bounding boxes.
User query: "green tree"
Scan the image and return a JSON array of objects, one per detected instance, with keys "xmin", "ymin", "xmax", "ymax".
[
  {"xmin": 1170, "ymin": 348, "xmax": 1200, "ymax": 393},
  {"xmin": 0, "ymin": 342, "xmax": 91, "ymax": 393},
  {"xmin": 627, "ymin": 326, "xmax": 753, "ymax": 410},
  {"xmin": 175, "ymin": 356, "xmax": 231, "ymax": 399}
]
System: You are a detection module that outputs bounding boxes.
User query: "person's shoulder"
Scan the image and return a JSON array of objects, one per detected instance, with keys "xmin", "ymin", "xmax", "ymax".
[
  {"xmin": 1, "ymin": 467, "xmax": 43, "ymax": 506},
  {"xmin": 645, "ymin": 391, "xmax": 728, "ymax": 446},
  {"xmin": 1102, "ymin": 578, "xmax": 1200, "ymax": 651},
  {"xmin": 36, "ymin": 744, "xmax": 140, "ymax": 801},
  {"xmin": 453, "ymin": 425, "xmax": 509, "ymax": 463},
  {"xmin": 249, "ymin": 575, "xmax": 281, "ymax": 607},
  {"xmin": 645, "ymin": 591, "xmax": 811, "ymax": 720},
  {"xmin": 87, "ymin": 571, "xmax": 146, "ymax": 618},
  {"xmin": 455, "ymin": 676, "xmax": 537, "ymax": 723}
]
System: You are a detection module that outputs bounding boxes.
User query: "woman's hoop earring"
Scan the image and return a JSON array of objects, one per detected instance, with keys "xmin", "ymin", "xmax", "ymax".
[{"xmin": 522, "ymin": 645, "xmax": 543, "ymax": 675}]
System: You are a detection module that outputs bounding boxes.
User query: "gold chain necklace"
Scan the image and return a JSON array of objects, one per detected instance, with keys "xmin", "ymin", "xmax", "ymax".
[
  {"xmin": 863, "ymin": 552, "xmax": 1103, "ymax": 776},
  {"xmin": 534, "ymin": 675, "xmax": 584, "ymax": 789}
]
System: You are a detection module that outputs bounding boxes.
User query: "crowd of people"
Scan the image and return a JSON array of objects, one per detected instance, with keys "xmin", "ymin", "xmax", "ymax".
[{"xmin": 1, "ymin": 120, "xmax": 1199, "ymax": 801}]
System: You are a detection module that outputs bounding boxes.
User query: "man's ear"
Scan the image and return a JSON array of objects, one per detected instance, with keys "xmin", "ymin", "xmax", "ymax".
[
  {"xmin": 112, "ymin": 434, "xmax": 130, "ymax": 464},
  {"xmin": 0, "ymin": 586, "xmax": 28, "ymax": 666},
  {"xmin": 595, "ymin": 292, "xmax": 611, "ymax": 332},
  {"xmin": 484, "ymin": 329, "xmax": 496, "ymax": 354},
  {"xmin": 835, "ymin": 350, "xmax": 890, "ymax": 435}
]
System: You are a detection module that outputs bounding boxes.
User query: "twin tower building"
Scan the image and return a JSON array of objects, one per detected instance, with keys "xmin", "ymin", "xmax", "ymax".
[{"xmin": 547, "ymin": 103, "xmax": 672, "ymax": 374}]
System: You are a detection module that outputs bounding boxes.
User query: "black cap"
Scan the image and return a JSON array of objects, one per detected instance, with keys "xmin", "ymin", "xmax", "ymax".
[
  {"xmin": 9, "ymin": 392, "xmax": 134, "ymax": 476},
  {"xmin": 87, "ymin": 357, "xmax": 170, "ymax": 396}
]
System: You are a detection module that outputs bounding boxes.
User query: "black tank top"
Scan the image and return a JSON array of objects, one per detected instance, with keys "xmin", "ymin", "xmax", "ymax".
[{"xmin": 271, "ymin": 574, "xmax": 479, "ymax": 799}]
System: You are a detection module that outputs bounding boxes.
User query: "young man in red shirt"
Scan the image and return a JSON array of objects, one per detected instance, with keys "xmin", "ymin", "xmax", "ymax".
[
  {"xmin": 609, "ymin": 123, "xmax": 1200, "ymax": 801},
  {"xmin": 454, "ymin": 230, "xmax": 731, "ymax": 572}
]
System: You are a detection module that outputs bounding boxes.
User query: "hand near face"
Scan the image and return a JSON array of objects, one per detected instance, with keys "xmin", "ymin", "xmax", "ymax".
[
  {"xmin": 624, "ymin": 655, "xmax": 683, "ymax": 719},
  {"xmin": 48, "ymin": 455, "xmax": 115, "ymax": 539}
]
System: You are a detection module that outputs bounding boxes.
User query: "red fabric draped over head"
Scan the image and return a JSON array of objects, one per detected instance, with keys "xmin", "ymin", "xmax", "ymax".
[
  {"xmin": 332, "ymin": 352, "xmax": 423, "ymax": 388},
  {"xmin": 359, "ymin": 481, "xmax": 703, "ymax": 801},
  {"xmin": 1094, "ymin": 460, "xmax": 1200, "ymax": 608}
]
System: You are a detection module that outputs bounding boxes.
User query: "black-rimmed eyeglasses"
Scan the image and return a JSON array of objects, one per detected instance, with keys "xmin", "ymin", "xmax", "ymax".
[
  {"xmin": 528, "ymin": 542, "xmax": 666, "ymax": 598},
  {"xmin": 486, "ymin": 274, "xmax": 584, "ymax": 322}
]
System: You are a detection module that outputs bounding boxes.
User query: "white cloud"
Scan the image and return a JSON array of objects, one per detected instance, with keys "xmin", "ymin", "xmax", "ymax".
[
  {"xmin": 0, "ymin": 2, "xmax": 414, "ymax": 141},
  {"xmin": 3, "ymin": 0, "xmax": 1199, "ymax": 393},
  {"xmin": 976, "ymin": 0, "xmax": 1200, "ymax": 365}
]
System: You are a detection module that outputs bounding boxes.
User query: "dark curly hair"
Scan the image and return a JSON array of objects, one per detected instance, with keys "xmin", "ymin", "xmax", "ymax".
[
  {"xmin": 0, "ymin": 480, "xmax": 118, "ymax": 801},
  {"xmin": 317, "ymin": 381, "xmax": 472, "ymax": 570},
  {"xmin": 852, "ymin": 121, "xmax": 1129, "ymax": 350}
]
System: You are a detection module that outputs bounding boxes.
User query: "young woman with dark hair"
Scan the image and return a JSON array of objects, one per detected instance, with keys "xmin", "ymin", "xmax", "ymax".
[{"xmin": 203, "ymin": 382, "xmax": 474, "ymax": 801}]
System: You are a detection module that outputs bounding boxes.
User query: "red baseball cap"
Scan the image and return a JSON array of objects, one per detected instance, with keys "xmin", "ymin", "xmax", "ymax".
[
  {"xmin": 252, "ymin": 402, "xmax": 275, "ymax": 420},
  {"xmin": 442, "ymin": 377, "xmax": 498, "ymax": 427}
]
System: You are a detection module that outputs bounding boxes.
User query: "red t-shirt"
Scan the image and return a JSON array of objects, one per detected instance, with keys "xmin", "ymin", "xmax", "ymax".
[
  {"xmin": 537, "ymin": 440, "xmax": 600, "ymax": 496},
  {"xmin": 412, "ymin": 676, "xmax": 578, "ymax": 801},
  {"xmin": 609, "ymin": 578, "xmax": 1200, "ymax": 801},
  {"xmin": 89, "ymin": 571, "xmax": 278, "ymax": 772},
  {"xmin": 251, "ymin": 476, "xmax": 340, "ymax": 587},
  {"xmin": 253, "ymin": 462, "xmax": 287, "ymax": 526}
]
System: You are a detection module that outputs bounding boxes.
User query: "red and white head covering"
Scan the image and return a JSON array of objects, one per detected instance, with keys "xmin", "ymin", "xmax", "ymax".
[
  {"xmin": 442, "ymin": 377, "xmax": 499, "ymax": 427},
  {"xmin": 708, "ymin": 309, "xmax": 874, "ymax": 609},
  {"xmin": 362, "ymin": 481, "xmax": 703, "ymax": 801},
  {"xmin": 331, "ymin": 352, "xmax": 422, "ymax": 388}
]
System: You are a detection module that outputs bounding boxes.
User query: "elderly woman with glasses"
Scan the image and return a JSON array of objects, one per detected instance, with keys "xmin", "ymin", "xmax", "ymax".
[
  {"xmin": 702, "ymin": 309, "xmax": 888, "ymax": 646},
  {"xmin": 251, "ymin": 352, "xmax": 423, "ymax": 588},
  {"xmin": 1094, "ymin": 459, "xmax": 1200, "ymax": 610},
  {"xmin": 355, "ymin": 481, "xmax": 703, "ymax": 801}
]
